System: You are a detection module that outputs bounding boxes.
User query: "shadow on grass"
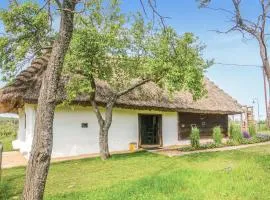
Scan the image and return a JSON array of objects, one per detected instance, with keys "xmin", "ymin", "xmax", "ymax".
[
  {"xmin": 45, "ymin": 167, "xmax": 201, "ymax": 200},
  {"xmin": 52, "ymin": 150, "xmax": 155, "ymax": 166}
]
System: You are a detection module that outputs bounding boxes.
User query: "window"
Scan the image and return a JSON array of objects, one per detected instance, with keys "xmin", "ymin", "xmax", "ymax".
[{"xmin": 81, "ymin": 123, "xmax": 88, "ymax": 128}]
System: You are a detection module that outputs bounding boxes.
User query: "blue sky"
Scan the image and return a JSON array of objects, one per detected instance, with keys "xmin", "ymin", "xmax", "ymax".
[
  {"xmin": 121, "ymin": 0, "xmax": 267, "ymax": 120},
  {"xmin": 0, "ymin": 0, "xmax": 267, "ymax": 119}
]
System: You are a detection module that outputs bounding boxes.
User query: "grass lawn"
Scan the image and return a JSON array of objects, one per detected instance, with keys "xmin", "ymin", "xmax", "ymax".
[
  {"xmin": 2, "ymin": 145, "xmax": 270, "ymax": 200},
  {"xmin": 0, "ymin": 135, "xmax": 16, "ymax": 152}
]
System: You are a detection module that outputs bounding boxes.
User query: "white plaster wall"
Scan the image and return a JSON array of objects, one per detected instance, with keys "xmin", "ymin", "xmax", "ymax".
[
  {"xmin": 18, "ymin": 108, "xmax": 26, "ymax": 142},
  {"xmin": 19, "ymin": 105, "xmax": 179, "ymax": 158},
  {"xmin": 162, "ymin": 112, "xmax": 179, "ymax": 146},
  {"xmin": 52, "ymin": 107, "xmax": 179, "ymax": 157},
  {"xmin": 108, "ymin": 109, "xmax": 138, "ymax": 152},
  {"xmin": 19, "ymin": 104, "xmax": 36, "ymax": 156},
  {"xmin": 53, "ymin": 108, "xmax": 100, "ymax": 157},
  {"xmin": 53, "ymin": 107, "xmax": 140, "ymax": 157},
  {"xmin": 25, "ymin": 104, "xmax": 36, "ymax": 142},
  {"xmin": 12, "ymin": 108, "xmax": 26, "ymax": 150}
]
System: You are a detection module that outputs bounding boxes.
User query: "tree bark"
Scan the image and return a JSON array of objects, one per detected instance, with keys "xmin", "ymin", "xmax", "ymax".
[
  {"xmin": 99, "ymin": 127, "xmax": 110, "ymax": 160},
  {"xmin": 90, "ymin": 80, "xmax": 152, "ymax": 160},
  {"xmin": 22, "ymin": 1, "xmax": 76, "ymax": 199},
  {"xmin": 258, "ymin": 37, "xmax": 270, "ymax": 127},
  {"xmin": 92, "ymin": 100, "xmax": 115, "ymax": 160}
]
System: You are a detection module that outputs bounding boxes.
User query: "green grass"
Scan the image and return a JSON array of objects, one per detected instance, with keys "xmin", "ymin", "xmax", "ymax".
[
  {"xmin": 0, "ymin": 118, "xmax": 18, "ymax": 152},
  {"xmin": 2, "ymin": 145, "xmax": 270, "ymax": 200},
  {"xmin": 0, "ymin": 135, "xmax": 16, "ymax": 152}
]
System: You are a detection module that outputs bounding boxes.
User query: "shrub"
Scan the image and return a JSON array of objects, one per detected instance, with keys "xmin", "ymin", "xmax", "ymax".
[
  {"xmin": 200, "ymin": 142, "xmax": 224, "ymax": 149},
  {"xmin": 248, "ymin": 123, "xmax": 256, "ymax": 137},
  {"xmin": 229, "ymin": 122, "xmax": 238, "ymax": 137},
  {"xmin": 242, "ymin": 131, "xmax": 250, "ymax": 139},
  {"xmin": 212, "ymin": 126, "xmax": 222, "ymax": 145},
  {"xmin": 230, "ymin": 123, "xmax": 242, "ymax": 143},
  {"xmin": 190, "ymin": 127, "xmax": 200, "ymax": 148},
  {"xmin": 256, "ymin": 133, "xmax": 270, "ymax": 142},
  {"xmin": 226, "ymin": 139, "xmax": 239, "ymax": 146},
  {"xmin": 179, "ymin": 142, "xmax": 225, "ymax": 152}
]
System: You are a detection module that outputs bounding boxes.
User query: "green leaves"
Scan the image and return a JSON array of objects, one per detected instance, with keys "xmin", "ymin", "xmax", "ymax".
[
  {"xmin": 64, "ymin": 0, "xmax": 210, "ymax": 102},
  {"xmin": 0, "ymin": 1, "xmax": 52, "ymax": 81}
]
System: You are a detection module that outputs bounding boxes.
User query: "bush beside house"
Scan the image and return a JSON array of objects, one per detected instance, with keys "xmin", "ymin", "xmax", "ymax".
[
  {"xmin": 248, "ymin": 123, "xmax": 257, "ymax": 137},
  {"xmin": 230, "ymin": 123, "xmax": 242, "ymax": 143},
  {"xmin": 179, "ymin": 122, "xmax": 270, "ymax": 152},
  {"xmin": 213, "ymin": 126, "xmax": 222, "ymax": 145},
  {"xmin": 190, "ymin": 127, "xmax": 200, "ymax": 148}
]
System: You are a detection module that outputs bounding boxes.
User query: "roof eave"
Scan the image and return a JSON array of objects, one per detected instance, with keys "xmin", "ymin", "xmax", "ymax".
[{"xmin": 23, "ymin": 98, "xmax": 243, "ymax": 115}]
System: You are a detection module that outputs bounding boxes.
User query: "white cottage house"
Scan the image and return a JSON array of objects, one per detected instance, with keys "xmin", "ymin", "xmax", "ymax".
[{"xmin": 0, "ymin": 54, "xmax": 243, "ymax": 158}]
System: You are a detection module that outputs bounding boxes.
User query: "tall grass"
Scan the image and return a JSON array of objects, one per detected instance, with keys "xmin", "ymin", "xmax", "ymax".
[
  {"xmin": 212, "ymin": 126, "xmax": 222, "ymax": 145},
  {"xmin": 190, "ymin": 127, "xmax": 200, "ymax": 148},
  {"xmin": 248, "ymin": 123, "xmax": 256, "ymax": 137},
  {"xmin": 230, "ymin": 123, "xmax": 242, "ymax": 143}
]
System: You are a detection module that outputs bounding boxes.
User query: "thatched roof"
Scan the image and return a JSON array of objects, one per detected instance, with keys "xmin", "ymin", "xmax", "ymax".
[{"xmin": 0, "ymin": 54, "xmax": 243, "ymax": 114}]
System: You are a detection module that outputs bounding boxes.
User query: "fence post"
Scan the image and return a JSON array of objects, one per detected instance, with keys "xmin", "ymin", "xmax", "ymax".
[{"xmin": 0, "ymin": 142, "xmax": 2, "ymax": 181}]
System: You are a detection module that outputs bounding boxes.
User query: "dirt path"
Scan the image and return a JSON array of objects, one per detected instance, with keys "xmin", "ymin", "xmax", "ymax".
[{"xmin": 1, "ymin": 150, "xmax": 132, "ymax": 169}]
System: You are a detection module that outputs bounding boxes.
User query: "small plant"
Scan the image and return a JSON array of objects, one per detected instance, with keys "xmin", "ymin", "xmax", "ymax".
[
  {"xmin": 230, "ymin": 123, "xmax": 242, "ymax": 143},
  {"xmin": 242, "ymin": 131, "xmax": 250, "ymax": 139},
  {"xmin": 256, "ymin": 133, "xmax": 270, "ymax": 142},
  {"xmin": 179, "ymin": 142, "xmax": 225, "ymax": 152},
  {"xmin": 226, "ymin": 139, "xmax": 239, "ymax": 146},
  {"xmin": 229, "ymin": 122, "xmax": 236, "ymax": 138},
  {"xmin": 248, "ymin": 123, "xmax": 257, "ymax": 137},
  {"xmin": 190, "ymin": 127, "xmax": 200, "ymax": 148},
  {"xmin": 212, "ymin": 126, "xmax": 222, "ymax": 145}
]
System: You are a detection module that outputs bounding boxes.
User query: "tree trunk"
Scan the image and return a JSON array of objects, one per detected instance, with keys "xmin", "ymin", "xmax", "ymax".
[
  {"xmin": 258, "ymin": 38, "xmax": 270, "ymax": 127},
  {"xmin": 99, "ymin": 127, "xmax": 110, "ymax": 160},
  {"xmin": 91, "ymin": 94, "xmax": 116, "ymax": 160},
  {"xmin": 22, "ymin": 1, "xmax": 76, "ymax": 199}
]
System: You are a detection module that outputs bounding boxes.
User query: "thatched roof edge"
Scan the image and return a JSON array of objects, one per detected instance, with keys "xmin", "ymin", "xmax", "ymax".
[{"xmin": 0, "ymin": 54, "xmax": 243, "ymax": 114}]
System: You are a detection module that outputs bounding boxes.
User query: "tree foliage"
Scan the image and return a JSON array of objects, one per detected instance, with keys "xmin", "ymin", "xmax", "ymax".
[
  {"xmin": 64, "ymin": 0, "xmax": 208, "ymax": 101},
  {"xmin": 0, "ymin": 1, "xmax": 52, "ymax": 81},
  {"xmin": 197, "ymin": 0, "xmax": 270, "ymax": 126},
  {"xmin": 64, "ymin": 0, "xmax": 209, "ymax": 159}
]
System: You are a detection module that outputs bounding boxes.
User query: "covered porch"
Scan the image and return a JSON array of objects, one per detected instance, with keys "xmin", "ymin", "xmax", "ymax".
[{"xmin": 178, "ymin": 112, "xmax": 229, "ymax": 140}]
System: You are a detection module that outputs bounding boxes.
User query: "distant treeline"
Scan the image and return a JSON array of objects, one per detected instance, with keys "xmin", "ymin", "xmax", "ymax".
[
  {"xmin": 0, "ymin": 117, "xmax": 18, "ymax": 125},
  {"xmin": 0, "ymin": 117, "xmax": 18, "ymax": 137}
]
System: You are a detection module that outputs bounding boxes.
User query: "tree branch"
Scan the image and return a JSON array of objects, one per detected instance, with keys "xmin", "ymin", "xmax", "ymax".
[
  {"xmin": 89, "ymin": 78, "xmax": 104, "ymax": 127},
  {"xmin": 116, "ymin": 79, "xmax": 152, "ymax": 97},
  {"xmin": 54, "ymin": 0, "xmax": 62, "ymax": 9}
]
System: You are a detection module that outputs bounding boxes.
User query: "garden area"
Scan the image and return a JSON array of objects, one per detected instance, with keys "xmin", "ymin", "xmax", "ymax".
[
  {"xmin": 0, "ymin": 117, "xmax": 18, "ymax": 152},
  {"xmin": 179, "ymin": 123, "xmax": 270, "ymax": 152},
  {"xmin": 1, "ymin": 144, "xmax": 270, "ymax": 199}
]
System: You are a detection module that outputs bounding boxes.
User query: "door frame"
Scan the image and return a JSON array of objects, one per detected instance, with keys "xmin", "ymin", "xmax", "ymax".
[{"xmin": 138, "ymin": 114, "xmax": 163, "ymax": 148}]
